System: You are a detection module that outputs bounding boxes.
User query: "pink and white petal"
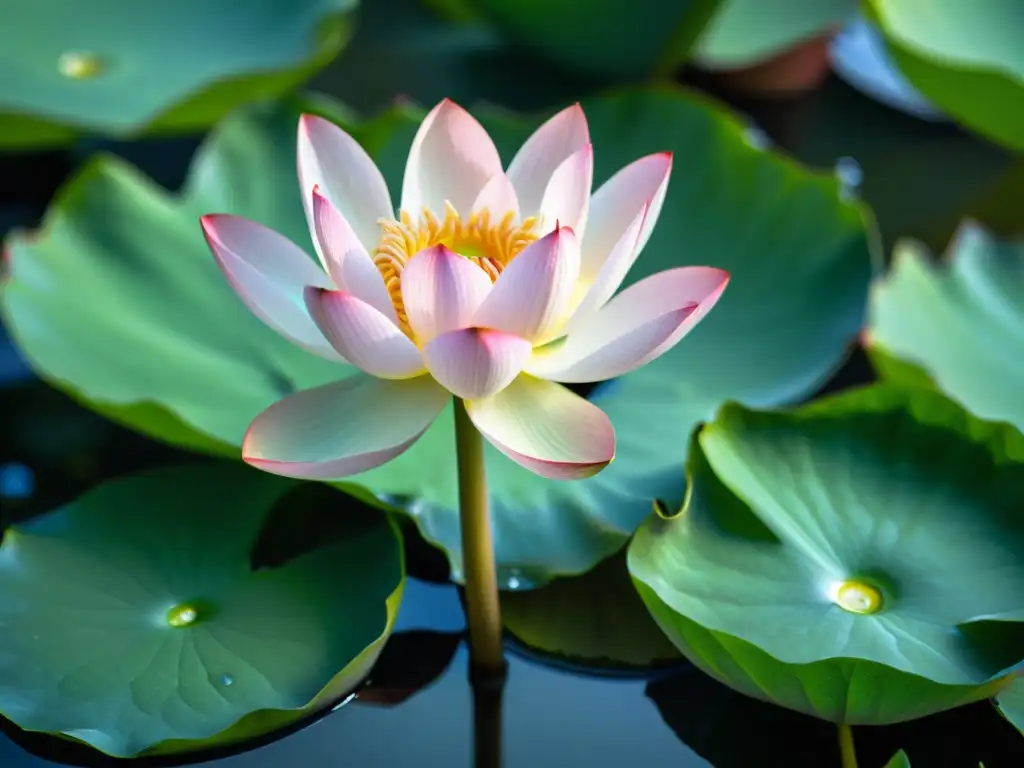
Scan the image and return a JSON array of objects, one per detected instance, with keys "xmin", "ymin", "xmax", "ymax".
[
  {"xmin": 312, "ymin": 191, "xmax": 398, "ymax": 324},
  {"xmin": 465, "ymin": 375, "xmax": 615, "ymax": 480},
  {"xmin": 506, "ymin": 103, "xmax": 590, "ymax": 216},
  {"xmin": 580, "ymin": 153, "xmax": 672, "ymax": 284},
  {"xmin": 526, "ymin": 266, "xmax": 729, "ymax": 382},
  {"xmin": 401, "ymin": 245, "xmax": 494, "ymax": 342},
  {"xmin": 538, "ymin": 143, "xmax": 593, "ymax": 238},
  {"xmin": 561, "ymin": 205, "xmax": 646, "ymax": 336},
  {"xmin": 473, "ymin": 226, "xmax": 580, "ymax": 343},
  {"xmin": 243, "ymin": 374, "xmax": 449, "ymax": 480},
  {"xmin": 201, "ymin": 214, "xmax": 340, "ymax": 360},
  {"xmin": 298, "ymin": 114, "xmax": 394, "ymax": 259},
  {"xmin": 471, "ymin": 173, "xmax": 520, "ymax": 220},
  {"xmin": 401, "ymin": 99, "xmax": 503, "ymax": 217},
  {"xmin": 423, "ymin": 327, "xmax": 532, "ymax": 399},
  {"xmin": 305, "ymin": 288, "xmax": 424, "ymax": 378}
]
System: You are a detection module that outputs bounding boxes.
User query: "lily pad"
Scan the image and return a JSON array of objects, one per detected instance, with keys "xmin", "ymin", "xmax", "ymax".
[
  {"xmin": 648, "ymin": 662, "xmax": 1024, "ymax": 767},
  {"xmin": 0, "ymin": 0, "xmax": 355, "ymax": 148},
  {"xmin": 828, "ymin": 16, "xmax": 944, "ymax": 121},
  {"xmin": 693, "ymin": 0, "xmax": 858, "ymax": 69},
  {"xmin": 865, "ymin": 222, "xmax": 1024, "ymax": 432},
  {"xmin": 1, "ymin": 88, "xmax": 874, "ymax": 586},
  {"xmin": 468, "ymin": 0, "xmax": 725, "ymax": 78},
  {"xmin": 0, "ymin": 462, "xmax": 404, "ymax": 757},
  {"xmin": 501, "ymin": 549, "xmax": 680, "ymax": 674},
  {"xmin": 865, "ymin": 0, "xmax": 1024, "ymax": 151},
  {"xmin": 629, "ymin": 385, "xmax": 1024, "ymax": 724},
  {"xmin": 995, "ymin": 677, "xmax": 1024, "ymax": 735},
  {"xmin": 885, "ymin": 751, "xmax": 912, "ymax": 768}
]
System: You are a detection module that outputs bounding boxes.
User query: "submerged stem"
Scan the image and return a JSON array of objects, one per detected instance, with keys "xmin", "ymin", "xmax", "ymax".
[
  {"xmin": 838, "ymin": 723, "xmax": 858, "ymax": 768},
  {"xmin": 454, "ymin": 398, "xmax": 505, "ymax": 674}
]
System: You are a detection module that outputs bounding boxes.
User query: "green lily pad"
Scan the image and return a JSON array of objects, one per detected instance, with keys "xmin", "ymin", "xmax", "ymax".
[
  {"xmin": 866, "ymin": 0, "xmax": 1024, "ymax": 151},
  {"xmin": 468, "ymin": 0, "xmax": 724, "ymax": 78},
  {"xmin": 501, "ymin": 549, "xmax": 680, "ymax": 673},
  {"xmin": 313, "ymin": 0, "xmax": 586, "ymax": 115},
  {"xmin": 0, "ymin": 0, "xmax": 355, "ymax": 148},
  {"xmin": 0, "ymin": 462, "xmax": 404, "ymax": 757},
  {"xmin": 885, "ymin": 751, "xmax": 912, "ymax": 768},
  {"xmin": 865, "ymin": 222, "xmax": 1024, "ymax": 432},
  {"xmin": 1, "ymin": 87, "xmax": 874, "ymax": 586},
  {"xmin": 629, "ymin": 385, "xmax": 1024, "ymax": 724},
  {"xmin": 995, "ymin": 677, "xmax": 1024, "ymax": 735},
  {"xmin": 648, "ymin": 662, "xmax": 1024, "ymax": 767},
  {"xmin": 693, "ymin": 0, "xmax": 858, "ymax": 69}
]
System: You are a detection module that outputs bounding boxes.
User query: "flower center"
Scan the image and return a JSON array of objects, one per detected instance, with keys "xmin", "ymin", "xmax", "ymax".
[
  {"xmin": 831, "ymin": 580, "xmax": 884, "ymax": 615},
  {"xmin": 373, "ymin": 202, "xmax": 540, "ymax": 333}
]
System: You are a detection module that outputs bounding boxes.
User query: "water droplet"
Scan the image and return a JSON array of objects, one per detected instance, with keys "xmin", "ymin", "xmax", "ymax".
[
  {"xmin": 58, "ymin": 52, "xmax": 105, "ymax": 79},
  {"xmin": 830, "ymin": 580, "xmax": 883, "ymax": 615},
  {"xmin": 834, "ymin": 156, "xmax": 863, "ymax": 199},
  {"xmin": 0, "ymin": 463, "xmax": 35, "ymax": 499},
  {"xmin": 166, "ymin": 604, "xmax": 200, "ymax": 628},
  {"xmin": 742, "ymin": 124, "xmax": 771, "ymax": 150},
  {"xmin": 217, "ymin": 673, "xmax": 234, "ymax": 687}
]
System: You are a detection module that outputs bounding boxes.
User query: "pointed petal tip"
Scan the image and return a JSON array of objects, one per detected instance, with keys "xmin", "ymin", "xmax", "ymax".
[
  {"xmin": 198, "ymin": 212, "xmax": 237, "ymax": 235},
  {"xmin": 297, "ymin": 112, "xmax": 328, "ymax": 133}
]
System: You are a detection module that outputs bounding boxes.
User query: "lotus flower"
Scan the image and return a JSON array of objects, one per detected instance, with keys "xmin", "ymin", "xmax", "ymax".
[{"xmin": 200, "ymin": 99, "xmax": 729, "ymax": 482}]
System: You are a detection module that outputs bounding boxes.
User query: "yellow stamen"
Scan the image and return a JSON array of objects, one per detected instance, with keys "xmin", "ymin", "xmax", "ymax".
[{"xmin": 373, "ymin": 202, "xmax": 539, "ymax": 335}]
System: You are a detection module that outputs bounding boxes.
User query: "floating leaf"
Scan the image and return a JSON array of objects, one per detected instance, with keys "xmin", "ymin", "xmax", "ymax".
[
  {"xmin": 648, "ymin": 663, "xmax": 1024, "ymax": 768},
  {"xmin": 995, "ymin": 677, "xmax": 1024, "ymax": 735},
  {"xmin": 865, "ymin": 222, "xmax": 1024, "ymax": 432},
  {"xmin": 694, "ymin": 0, "xmax": 858, "ymax": 69},
  {"xmin": 630, "ymin": 386, "xmax": 1024, "ymax": 724},
  {"xmin": 1, "ymin": 88, "xmax": 874, "ymax": 585},
  {"xmin": 0, "ymin": 0, "xmax": 355, "ymax": 148},
  {"xmin": 866, "ymin": 0, "xmax": 1024, "ymax": 151},
  {"xmin": 468, "ymin": 0, "xmax": 724, "ymax": 78},
  {"xmin": 0, "ymin": 462, "xmax": 404, "ymax": 757},
  {"xmin": 501, "ymin": 550, "xmax": 680, "ymax": 674}
]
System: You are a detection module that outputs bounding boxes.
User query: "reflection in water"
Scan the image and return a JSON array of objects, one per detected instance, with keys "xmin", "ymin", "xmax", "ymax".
[{"xmin": 472, "ymin": 667, "xmax": 505, "ymax": 768}]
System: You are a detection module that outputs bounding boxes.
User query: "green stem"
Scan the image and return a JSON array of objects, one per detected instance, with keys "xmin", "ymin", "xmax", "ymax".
[
  {"xmin": 838, "ymin": 723, "xmax": 858, "ymax": 768},
  {"xmin": 454, "ymin": 398, "xmax": 505, "ymax": 674}
]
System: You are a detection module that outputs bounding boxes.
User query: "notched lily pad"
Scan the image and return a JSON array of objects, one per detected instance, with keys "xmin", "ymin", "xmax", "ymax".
[
  {"xmin": 866, "ymin": 221, "xmax": 1024, "ymax": 432},
  {"xmin": 501, "ymin": 549, "xmax": 680, "ymax": 675},
  {"xmin": 0, "ymin": 462, "xmax": 404, "ymax": 758},
  {"xmin": 629, "ymin": 385, "xmax": 1024, "ymax": 724},
  {"xmin": 0, "ymin": 0, "xmax": 356, "ymax": 147}
]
